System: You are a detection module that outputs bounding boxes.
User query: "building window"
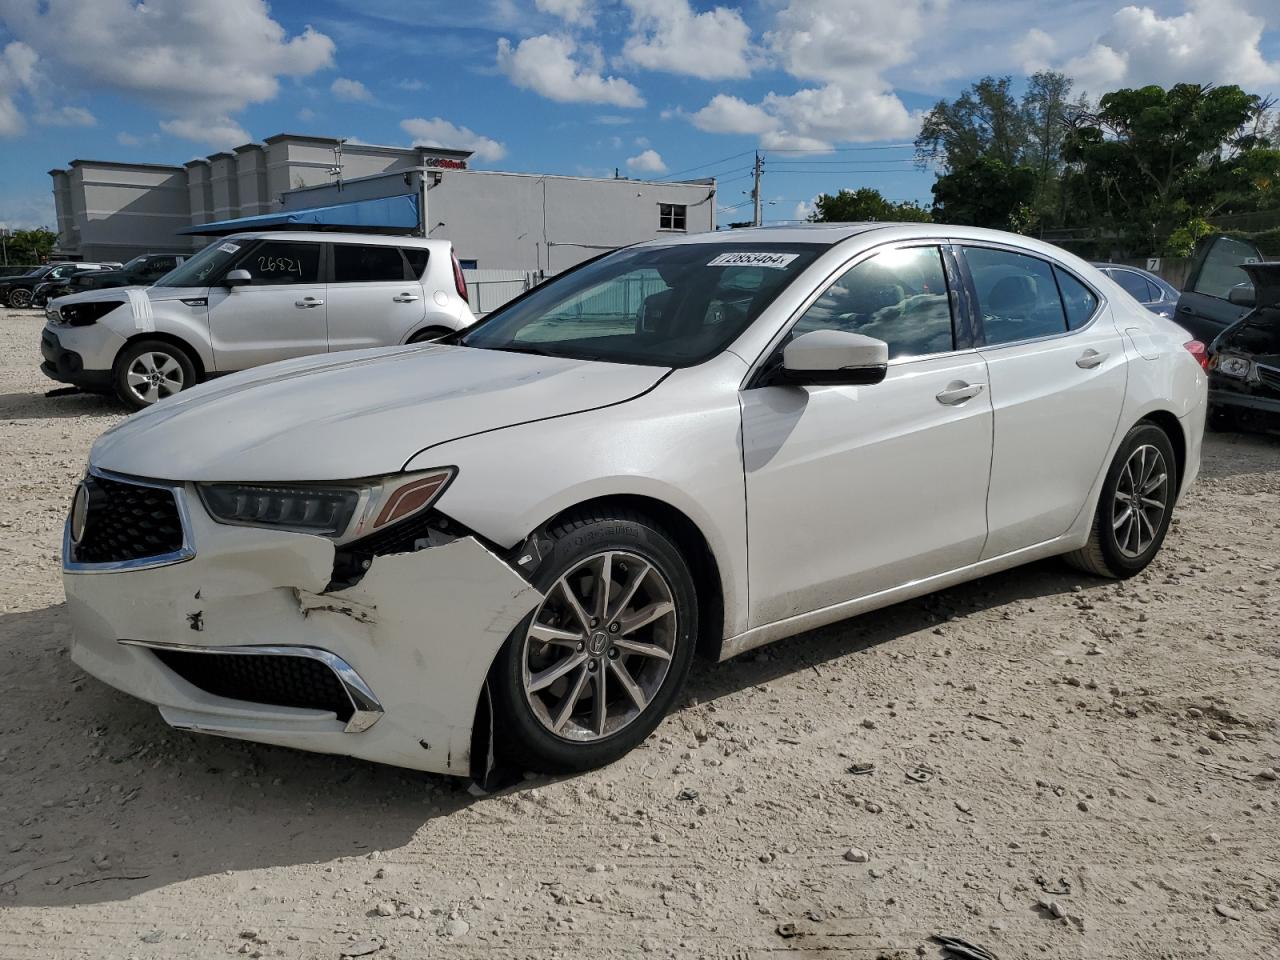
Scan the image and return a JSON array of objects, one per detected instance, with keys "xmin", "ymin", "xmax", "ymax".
[{"xmin": 659, "ymin": 203, "xmax": 687, "ymax": 231}]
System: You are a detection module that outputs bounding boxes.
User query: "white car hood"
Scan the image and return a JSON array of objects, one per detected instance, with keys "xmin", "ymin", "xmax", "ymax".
[
  {"xmin": 52, "ymin": 284, "xmax": 207, "ymax": 306},
  {"xmin": 91, "ymin": 345, "xmax": 668, "ymax": 481}
]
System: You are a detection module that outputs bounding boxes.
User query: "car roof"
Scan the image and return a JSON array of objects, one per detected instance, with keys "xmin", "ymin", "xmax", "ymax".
[{"xmin": 218, "ymin": 231, "xmax": 445, "ymax": 247}]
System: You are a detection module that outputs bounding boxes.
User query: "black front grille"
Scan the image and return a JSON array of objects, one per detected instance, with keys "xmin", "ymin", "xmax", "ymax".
[
  {"xmin": 152, "ymin": 648, "xmax": 353, "ymax": 722},
  {"xmin": 1257, "ymin": 364, "xmax": 1280, "ymax": 390},
  {"xmin": 75, "ymin": 475, "xmax": 184, "ymax": 564}
]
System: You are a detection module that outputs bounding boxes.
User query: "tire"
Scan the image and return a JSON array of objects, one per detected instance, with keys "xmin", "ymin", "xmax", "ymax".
[
  {"xmin": 1065, "ymin": 422, "xmax": 1178, "ymax": 579},
  {"xmin": 112, "ymin": 339, "xmax": 197, "ymax": 411},
  {"xmin": 491, "ymin": 508, "xmax": 698, "ymax": 773},
  {"xmin": 8, "ymin": 287, "xmax": 32, "ymax": 308},
  {"xmin": 407, "ymin": 326, "xmax": 453, "ymax": 344}
]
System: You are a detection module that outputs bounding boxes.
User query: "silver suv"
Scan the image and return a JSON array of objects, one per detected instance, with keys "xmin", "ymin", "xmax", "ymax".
[{"xmin": 41, "ymin": 232, "xmax": 476, "ymax": 409}]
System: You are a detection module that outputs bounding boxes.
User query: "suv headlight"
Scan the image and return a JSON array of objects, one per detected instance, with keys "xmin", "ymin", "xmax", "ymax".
[
  {"xmin": 197, "ymin": 468, "xmax": 455, "ymax": 544},
  {"xmin": 1214, "ymin": 353, "xmax": 1254, "ymax": 380}
]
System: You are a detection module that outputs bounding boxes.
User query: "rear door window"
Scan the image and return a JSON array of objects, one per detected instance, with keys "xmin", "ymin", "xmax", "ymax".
[
  {"xmin": 236, "ymin": 241, "xmax": 321, "ymax": 285},
  {"xmin": 333, "ymin": 244, "xmax": 408, "ymax": 283},
  {"xmin": 1054, "ymin": 267, "xmax": 1099, "ymax": 330},
  {"xmin": 964, "ymin": 247, "xmax": 1068, "ymax": 345},
  {"xmin": 401, "ymin": 247, "xmax": 429, "ymax": 279},
  {"xmin": 1112, "ymin": 269, "xmax": 1153, "ymax": 302},
  {"xmin": 1192, "ymin": 237, "xmax": 1262, "ymax": 301}
]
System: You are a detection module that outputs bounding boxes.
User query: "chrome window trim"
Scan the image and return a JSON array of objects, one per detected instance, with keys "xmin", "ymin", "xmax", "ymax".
[
  {"xmin": 119, "ymin": 639, "xmax": 384, "ymax": 734},
  {"xmin": 62, "ymin": 466, "xmax": 196, "ymax": 574},
  {"xmin": 741, "ymin": 237, "xmax": 963, "ymax": 388},
  {"xmin": 950, "ymin": 239, "xmax": 1108, "ymax": 351}
]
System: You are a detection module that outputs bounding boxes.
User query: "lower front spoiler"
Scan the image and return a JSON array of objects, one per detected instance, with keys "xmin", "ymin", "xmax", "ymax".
[{"xmin": 66, "ymin": 515, "xmax": 543, "ymax": 777}]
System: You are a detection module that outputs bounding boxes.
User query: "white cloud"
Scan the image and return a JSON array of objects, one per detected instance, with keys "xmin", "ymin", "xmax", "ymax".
[
  {"xmin": 298, "ymin": 107, "xmax": 317, "ymax": 122},
  {"xmin": 626, "ymin": 148, "xmax": 667, "ymax": 174},
  {"xmin": 681, "ymin": 0, "xmax": 928, "ymax": 149},
  {"xmin": 497, "ymin": 33, "xmax": 644, "ymax": 107},
  {"xmin": 691, "ymin": 94, "xmax": 778, "ymax": 135},
  {"xmin": 793, "ymin": 199, "xmax": 815, "ymax": 220},
  {"xmin": 331, "ymin": 77, "xmax": 374, "ymax": 103},
  {"xmin": 160, "ymin": 115, "xmax": 250, "ymax": 149},
  {"xmin": 0, "ymin": 41, "xmax": 38, "ymax": 136},
  {"xmin": 594, "ymin": 114, "xmax": 632, "ymax": 125},
  {"xmin": 397, "ymin": 78, "xmax": 426, "ymax": 91},
  {"xmin": 1049, "ymin": 0, "xmax": 1280, "ymax": 93},
  {"xmin": 1, "ymin": 0, "xmax": 333, "ymax": 135},
  {"xmin": 1014, "ymin": 27, "xmax": 1057, "ymax": 74},
  {"xmin": 401, "ymin": 116, "xmax": 507, "ymax": 163},
  {"xmin": 620, "ymin": 0, "xmax": 753, "ymax": 80},
  {"xmin": 535, "ymin": 0, "xmax": 595, "ymax": 27},
  {"xmin": 38, "ymin": 105, "xmax": 95, "ymax": 127}
]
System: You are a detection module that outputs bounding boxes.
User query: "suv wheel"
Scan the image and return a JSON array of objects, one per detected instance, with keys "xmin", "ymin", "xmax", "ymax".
[
  {"xmin": 113, "ymin": 340, "xmax": 197, "ymax": 411},
  {"xmin": 8, "ymin": 288, "xmax": 33, "ymax": 308},
  {"xmin": 492, "ymin": 509, "xmax": 698, "ymax": 773}
]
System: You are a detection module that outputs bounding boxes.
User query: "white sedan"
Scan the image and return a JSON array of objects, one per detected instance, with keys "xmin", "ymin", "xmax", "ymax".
[{"xmin": 63, "ymin": 224, "xmax": 1207, "ymax": 779}]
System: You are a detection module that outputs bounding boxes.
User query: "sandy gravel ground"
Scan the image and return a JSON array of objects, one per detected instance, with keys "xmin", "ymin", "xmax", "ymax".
[{"xmin": 0, "ymin": 306, "xmax": 1277, "ymax": 960}]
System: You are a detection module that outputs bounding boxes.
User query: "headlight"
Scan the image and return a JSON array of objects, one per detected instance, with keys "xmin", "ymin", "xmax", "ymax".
[
  {"xmin": 45, "ymin": 305, "xmax": 61, "ymax": 323},
  {"xmin": 1214, "ymin": 354, "xmax": 1254, "ymax": 379},
  {"xmin": 196, "ymin": 468, "xmax": 454, "ymax": 543}
]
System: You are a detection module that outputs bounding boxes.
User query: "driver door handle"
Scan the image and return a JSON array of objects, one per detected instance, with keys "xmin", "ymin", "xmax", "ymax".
[
  {"xmin": 936, "ymin": 381, "xmax": 985, "ymax": 405},
  {"xmin": 1178, "ymin": 304, "xmax": 1192, "ymax": 313},
  {"xmin": 392, "ymin": 293, "xmax": 420, "ymax": 303},
  {"xmin": 1076, "ymin": 349, "xmax": 1108, "ymax": 369},
  {"xmin": 295, "ymin": 297, "xmax": 324, "ymax": 308}
]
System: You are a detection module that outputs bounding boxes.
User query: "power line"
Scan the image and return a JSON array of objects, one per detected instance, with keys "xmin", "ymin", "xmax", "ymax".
[
  {"xmin": 659, "ymin": 150, "xmax": 755, "ymax": 181},
  {"xmin": 765, "ymin": 168, "xmax": 922, "ymax": 175},
  {"xmin": 767, "ymin": 143, "xmax": 917, "ymax": 153}
]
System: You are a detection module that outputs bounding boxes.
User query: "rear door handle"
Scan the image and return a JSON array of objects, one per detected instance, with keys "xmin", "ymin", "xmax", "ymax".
[
  {"xmin": 295, "ymin": 297, "xmax": 324, "ymax": 308},
  {"xmin": 392, "ymin": 293, "xmax": 420, "ymax": 303},
  {"xmin": 1178, "ymin": 305, "xmax": 1192, "ymax": 313},
  {"xmin": 936, "ymin": 381, "xmax": 985, "ymax": 405},
  {"xmin": 1076, "ymin": 349, "xmax": 1107, "ymax": 369}
]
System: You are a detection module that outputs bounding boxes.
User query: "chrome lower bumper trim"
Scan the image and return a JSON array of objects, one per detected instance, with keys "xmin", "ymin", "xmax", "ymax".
[{"xmin": 119, "ymin": 639, "xmax": 384, "ymax": 734}]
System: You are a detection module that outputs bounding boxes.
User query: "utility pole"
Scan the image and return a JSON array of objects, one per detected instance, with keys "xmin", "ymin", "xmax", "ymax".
[{"xmin": 751, "ymin": 151, "xmax": 763, "ymax": 227}]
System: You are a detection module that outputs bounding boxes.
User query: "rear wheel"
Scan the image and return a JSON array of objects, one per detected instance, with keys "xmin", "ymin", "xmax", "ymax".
[
  {"xmin": 112, "ymin": 339, "xmax": 197, "ymax": 411},
  {"xmin": 8, "ymin": 287, "xmax": 32, "ymax": 308},
  {"xmin": 492, "ymin": 509, "xmax": 697, "ymax": 773},
  {"xmin": 1066, "ymin": 422, "xmax": 1177, "ymax": 578},
  {"xmin": 407, "ymin": 326, "xmax": 452, "ymax": 344}
]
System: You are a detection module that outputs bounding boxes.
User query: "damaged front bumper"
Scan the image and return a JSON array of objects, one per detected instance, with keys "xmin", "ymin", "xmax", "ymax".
[{"xmin": 64, "ymin": 477, "xmax": 542, "ymax": 776}]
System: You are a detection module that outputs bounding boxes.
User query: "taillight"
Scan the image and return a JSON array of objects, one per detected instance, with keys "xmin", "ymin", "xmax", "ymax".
[
  {"xmin": 1183, "ymin": 340, "xmax": 1209, "ymax": 372},
  {"xmin": 451, "ymin": 252, "xmax": 468, "ymax": 302}
]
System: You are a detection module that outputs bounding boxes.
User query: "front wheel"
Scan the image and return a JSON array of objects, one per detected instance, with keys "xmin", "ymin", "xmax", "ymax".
[
  {"xmin": 112, "ymin": 339, "xmax": 197, "ymax": 411},
  {"xmin": 8, "ymin": 287, "xmax": 33, "ymax": 308},
  {"xmin": 1066, "ymin": 422, "xmax": 1177, "ymax": 578},
  {"xmin": 491, "ymin": 509, "xmax": 698, "ymax": 773}
]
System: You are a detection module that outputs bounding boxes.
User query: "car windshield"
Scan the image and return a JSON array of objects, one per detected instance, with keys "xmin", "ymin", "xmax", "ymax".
[
  {"xmin": 24, "ymin": 265, "xmax": 52, "ymax": 278},
  {"xmin": 460, "ymin": 242, "xmax": 824, "ymax": 366},
  {"xmin": 121, "ymin": 256, "xmax": 148, "ymax": 271},
  {"xmin": 153, "ymin": 239, "xmax": 243, "ymax": 287}
]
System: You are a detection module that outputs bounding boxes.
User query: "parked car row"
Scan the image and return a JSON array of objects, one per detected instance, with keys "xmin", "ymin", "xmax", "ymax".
[
  {"xmin": 59, "ymin": 223, "xmax": 1209, "ymax": 778},
  {"xmin": 33, "ymin": 253, "xmax": 187, "ymax": 305},
  {"xmin": 1, "ymin": 261, "xmax": 118, "ymax": 307},
  {"xmin": 41, "ymin": 232, "xmax": 476, "ymax": 408}
]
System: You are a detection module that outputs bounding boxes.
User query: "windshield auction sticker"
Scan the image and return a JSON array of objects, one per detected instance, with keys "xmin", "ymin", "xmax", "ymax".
[
  {"xmin": 217, "ymin": 242, "xmax": 241, "ymax": 254},
  {"xmin": 707, "ymin": 251, "xmax": 799, "ymax": 269}
]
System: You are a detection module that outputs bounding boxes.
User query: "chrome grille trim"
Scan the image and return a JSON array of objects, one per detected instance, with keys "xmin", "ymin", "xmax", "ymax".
[{"xmin": 63, "ymin": 466, "xmax": 195, "ymax": 574}]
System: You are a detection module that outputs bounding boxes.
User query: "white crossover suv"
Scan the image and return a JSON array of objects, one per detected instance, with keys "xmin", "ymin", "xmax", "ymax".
[
  {"xmin": 41, "ymin": 231, "xmax": 476, "ymax": 409},
  {"xmin": 62, "ymin": 224, "xmax": 1207, "ymax": 782}
]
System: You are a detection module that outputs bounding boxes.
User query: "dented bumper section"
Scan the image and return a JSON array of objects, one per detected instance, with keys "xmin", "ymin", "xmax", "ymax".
[{"xmin": 64, "ymin": 490, "xmax": 542, "ymax": 776}]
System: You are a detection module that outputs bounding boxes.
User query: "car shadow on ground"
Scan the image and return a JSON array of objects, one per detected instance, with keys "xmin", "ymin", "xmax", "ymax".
[
  {"xmin": 0, "ymin": 557, "xmax": 1094, "ymax": 908},
  {"xmin": 1199, "ymin": 428, "xmax": 1279, "ymax": 479},
  {"xmin": 0, "ymin": 390, "xmax": 125, "ymax": 421}
]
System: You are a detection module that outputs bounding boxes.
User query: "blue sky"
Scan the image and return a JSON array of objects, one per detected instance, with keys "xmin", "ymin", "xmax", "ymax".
[{"xmin": 2, "ymin": 0, "xmax": 1278, "ymax": 232}]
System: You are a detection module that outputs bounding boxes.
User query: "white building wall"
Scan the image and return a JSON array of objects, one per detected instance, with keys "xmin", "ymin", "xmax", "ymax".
[{"xmin": 64, "ymin": 161, "xmax": 191, "ymax": 262}]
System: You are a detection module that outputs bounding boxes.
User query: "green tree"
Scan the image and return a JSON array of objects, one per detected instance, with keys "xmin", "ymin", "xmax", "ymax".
[
  {"xmin": 916, "ymin": 76, "xmax": 1027, "ymax": 169},
  {"xmin": 1, "ymin": 227, "xmax": 57, "ymax": 265},
  {"xmin": 930, "ymin": 157, "xmax": 1037, "ymax": 230},
  {"xmin": 1061, "ymin": 83, "xmax": 1270, "ymax": 252},
  {"xmin": 807, "ymin": 188, "xmax": 931, "ymax": 223}
]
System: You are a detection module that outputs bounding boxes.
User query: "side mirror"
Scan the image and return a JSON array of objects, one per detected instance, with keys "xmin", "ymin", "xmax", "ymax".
[
  {"xmin": 1227, "ymin": 283, "xmax": 1255, "ymax": 307},
  {"xmin": 780, "ymin": 330, "xmax": 889, "ymax": 386},
  {"xmin": 224, "ymin": 269, "xmax": 251, "ymax": 287}
]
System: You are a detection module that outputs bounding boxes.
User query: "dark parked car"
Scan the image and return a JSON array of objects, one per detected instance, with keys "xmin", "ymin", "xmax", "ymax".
[
  {"xmin": 1173, "ymin": 235, "xmax": 1266, "ymax": 342},
  {"xmin": 33, "ymin": 253, "xmax": 186, "ymax": 305},
  {"xmin": 1, "ymin": 262, "xmax": 113, "ymax": 308},
  {"xmin": 1207, "ymin": 261, "xmax": 1280, "ymax": 433},
  {"xmin": 1091, "ymin": 263, "xmax": 1180, "ymax": 318}
]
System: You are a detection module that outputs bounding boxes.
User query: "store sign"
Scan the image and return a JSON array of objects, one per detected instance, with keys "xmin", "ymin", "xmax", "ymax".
[{"xmin": 424, "ymin": 156, "xmax": 467, "ymax": 170}]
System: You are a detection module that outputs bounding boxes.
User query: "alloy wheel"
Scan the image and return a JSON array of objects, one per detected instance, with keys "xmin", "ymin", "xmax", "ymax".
[
  {"xmin": 126, "ymin": 351, "xmax": 185, "ymax": 405},
  {"xmin": 8, "ymin": 288, "xmax": 32, "ymax": 308},
  {"xmin": 522, "ymin": 550, "xmax": 677, "ymax": 742},
  {"xmin": 1112, "ymin": 443, "xmax": 1169, "ymax": 558}
]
